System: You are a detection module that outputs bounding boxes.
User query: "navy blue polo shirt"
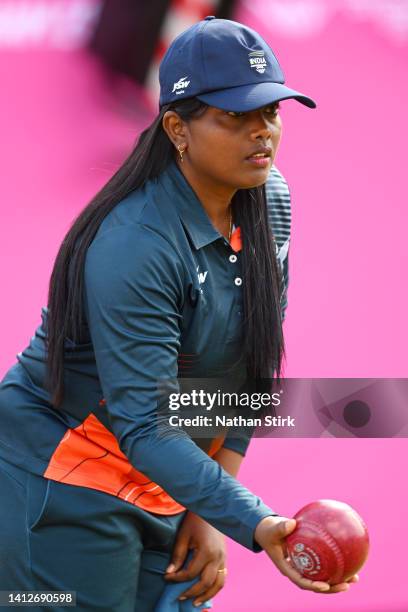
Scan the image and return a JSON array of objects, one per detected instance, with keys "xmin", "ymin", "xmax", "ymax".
[{"xmin": 0, "ymin": 162, "xmax": 291, "ymax": 551}]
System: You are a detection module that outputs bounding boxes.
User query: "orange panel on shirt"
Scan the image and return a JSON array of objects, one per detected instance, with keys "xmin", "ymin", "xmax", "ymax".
[
  {"xmin": 44, "ymin": 411, "xmax": 225, "ymax": 515},
  {"xmin": 43, "ymin": 227, "xmax": 240, "ymax": 512}
]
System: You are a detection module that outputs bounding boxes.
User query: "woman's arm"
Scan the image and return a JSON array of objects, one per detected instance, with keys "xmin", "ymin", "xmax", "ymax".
[
  {"xmin": 84, "ymin": 224, "xmax": 277, "ymax": 551},
  {"xmin": 85, "ymin": 224, "xmax": 352, "ymax": 595},
  {"xmin": 163, "ymin": 447, "xmax": 243, "ymax": 604},
  {"xmin": 212, "ymin": 446, "xmax": 244, "ymax": 478}
]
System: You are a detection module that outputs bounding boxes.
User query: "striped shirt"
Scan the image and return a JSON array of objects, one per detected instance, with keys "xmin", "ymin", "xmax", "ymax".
[{"xmin": 266, "ymin": 165, "xmax": 291, "ymax": 319}]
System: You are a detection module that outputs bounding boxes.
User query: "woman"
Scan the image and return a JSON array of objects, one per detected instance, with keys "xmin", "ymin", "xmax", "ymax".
[{"xmin": 0, "ymin": 17, "xmax": 357, "ymax": 611}]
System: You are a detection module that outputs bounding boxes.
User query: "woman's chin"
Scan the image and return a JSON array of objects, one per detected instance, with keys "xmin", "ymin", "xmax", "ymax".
[
  {"xmin": 238, "ymin": 173, "xmax": 271, "ymax": 190},
  {"xmin": 238, "ymin": 164, "xmax": 272, "ymax": 188}
]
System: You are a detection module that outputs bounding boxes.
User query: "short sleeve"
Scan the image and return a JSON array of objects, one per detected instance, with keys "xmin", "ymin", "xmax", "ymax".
[{"xmin": 265, "ymin": 166, "xmax": 291, "ymax": 321}]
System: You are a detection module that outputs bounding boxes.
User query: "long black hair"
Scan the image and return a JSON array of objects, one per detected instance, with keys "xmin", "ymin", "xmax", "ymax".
[{"xmin": 46, "ymin": 98, "xmax": 285, "ymax": 407}]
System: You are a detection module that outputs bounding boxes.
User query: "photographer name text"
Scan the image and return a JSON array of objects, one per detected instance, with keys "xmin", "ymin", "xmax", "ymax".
[{"xmin": 168, "ymin": 415, "xmax": 295, "ymax": 428}]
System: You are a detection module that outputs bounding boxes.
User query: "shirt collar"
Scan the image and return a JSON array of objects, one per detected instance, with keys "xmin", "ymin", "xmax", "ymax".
[{"xmin": 160, "ymin": 162, "xmax": 226, "ymax": 251}]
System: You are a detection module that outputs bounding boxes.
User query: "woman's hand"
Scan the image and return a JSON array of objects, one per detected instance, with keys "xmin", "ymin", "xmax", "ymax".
[
  {"xmin": 255, "ymin": 516, "xmax": 359, "ymax": 594},
  {"xmin": 164, "ymin": 511, "xmax": 227, "ymax": 607}
]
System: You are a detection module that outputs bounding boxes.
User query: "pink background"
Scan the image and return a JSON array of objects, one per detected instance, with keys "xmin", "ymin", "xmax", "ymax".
[{"xmin": 0, "ymin": 1, "xmax": 407, "ymax": 610}]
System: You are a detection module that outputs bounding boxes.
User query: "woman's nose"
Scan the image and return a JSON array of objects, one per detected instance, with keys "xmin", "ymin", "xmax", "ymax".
[{"xmin": 249, "ymin": 111, "xmax": 273, "ymax": 140}]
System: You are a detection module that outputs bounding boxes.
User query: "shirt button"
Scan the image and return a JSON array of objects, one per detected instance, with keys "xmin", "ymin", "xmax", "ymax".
[
  {"xmin": 229, "ymin": 254, "xmax": 237, "ymax": 263},
  {"xmin": 234, "ymin": 277, "xmax": 242, "ymax": 286}
]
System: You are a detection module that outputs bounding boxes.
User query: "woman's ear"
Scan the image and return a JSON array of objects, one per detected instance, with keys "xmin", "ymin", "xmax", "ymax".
[{"xmin": 162, "ymin": 111, "xmax": 187, "ymax": 150}]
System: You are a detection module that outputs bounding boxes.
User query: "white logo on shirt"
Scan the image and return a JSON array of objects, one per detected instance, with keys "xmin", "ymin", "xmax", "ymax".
[
  {"xmin": 248, "ymin": 50, "xmax": 267, "ymax": 74},
  {"xmin": 196, "ymin": 266, "xmax": 208, "ymax": 285},
  {"xmin": 276, "ymin": 239, "xmax": 290, "ymax": 268},
  {"xmin": 172, "ymin": 76, "xmax": 191, "ymax": 94}
]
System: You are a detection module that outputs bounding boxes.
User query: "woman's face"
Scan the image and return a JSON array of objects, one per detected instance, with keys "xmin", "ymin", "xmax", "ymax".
[{"xmin": 180, "ymin": 103, "xmax": 282, "ymax": 192}]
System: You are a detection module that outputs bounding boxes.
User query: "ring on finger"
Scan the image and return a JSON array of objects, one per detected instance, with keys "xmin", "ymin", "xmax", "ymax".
[{"xmin": 217, "ymin": 568, "xmax": 228, "ymax": 575}]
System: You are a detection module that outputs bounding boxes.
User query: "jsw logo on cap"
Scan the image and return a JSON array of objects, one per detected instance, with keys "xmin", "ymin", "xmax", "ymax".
[{"xmin": 172, "ymin": 76, "xmax": 191, "ymax": 94}]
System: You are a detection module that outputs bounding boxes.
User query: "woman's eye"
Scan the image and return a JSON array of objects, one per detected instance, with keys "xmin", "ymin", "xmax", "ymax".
[
  {"xmin": 264, "ymin": 105, "xmax": 280, "ymax": 117},
  {"xmin": 225, "ymin": 106, "xmax": 279, "ymax": 118}
]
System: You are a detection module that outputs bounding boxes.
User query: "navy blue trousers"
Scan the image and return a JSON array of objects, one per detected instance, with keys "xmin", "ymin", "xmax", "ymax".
[{"xmin": 0, "ymin": 457, "xmax": 188, "ymax": 611}]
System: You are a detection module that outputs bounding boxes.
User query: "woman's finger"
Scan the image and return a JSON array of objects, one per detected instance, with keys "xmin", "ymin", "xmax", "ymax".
[
  {"xmin": 319, "ymin": 583, "xmax": 350, "ymax": 594},
  {"xmin": 178, "ymin": 563, "xmax": 225, "ymax": 602},
  {"xmin": 318, "ymin": 575, "xmax": 359, "ymax": 594},
  {"xmin": 165, "ymin": 548, "xmax": 207, "ymax": 583},
  {"xmin": 192, "ymin": 569, "xmax": 226, "ymax": 607},
  {"xmin": 165, "ymin": 536, "xmax": 190, "ymax": 575},
  {"xmin": 347, "ymin": 574, "xmax": 359, "ymax": 583}
]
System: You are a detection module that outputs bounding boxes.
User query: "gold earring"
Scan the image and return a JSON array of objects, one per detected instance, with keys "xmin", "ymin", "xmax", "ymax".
[{"xmin": 177, "ymin": 145, "xmax": 185, "ymax": 162}]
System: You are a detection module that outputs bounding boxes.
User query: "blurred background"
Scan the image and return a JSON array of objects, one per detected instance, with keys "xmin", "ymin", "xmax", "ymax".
[{"xmin": 0, "ymin": 1, "xmax": 407, "ymax": 610}]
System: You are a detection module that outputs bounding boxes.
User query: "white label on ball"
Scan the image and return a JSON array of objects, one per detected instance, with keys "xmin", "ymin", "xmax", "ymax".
[{"xmin": 291, "ymin": 544, "xmax": 322, "ymax": 576}]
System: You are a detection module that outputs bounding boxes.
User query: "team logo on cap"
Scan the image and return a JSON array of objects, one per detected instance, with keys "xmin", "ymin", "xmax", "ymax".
[
  {"xmin": 172, "ymin": 76, "xmax": 190, "ymax": 95},
  {"xmin": 248, "ymin": 50, "xmax": 267, "ymax": 74}
]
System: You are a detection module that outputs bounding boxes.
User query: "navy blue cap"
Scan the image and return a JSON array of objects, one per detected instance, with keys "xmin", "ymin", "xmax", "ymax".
[{"xmin": 159, "ymin": 17, "xmax": 316, "ymax": 112}]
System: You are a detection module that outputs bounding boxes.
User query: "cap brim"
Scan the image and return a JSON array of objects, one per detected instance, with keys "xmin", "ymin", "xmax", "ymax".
[{"xmin": 197, "ymin": 81, "xmax": 316, "ymax": 111}]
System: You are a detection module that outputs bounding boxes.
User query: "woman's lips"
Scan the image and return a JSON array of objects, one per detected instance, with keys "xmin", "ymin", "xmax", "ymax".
[{"xmin": 245, "ymin": 154, "xmax": 271, "ymax": 168}]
